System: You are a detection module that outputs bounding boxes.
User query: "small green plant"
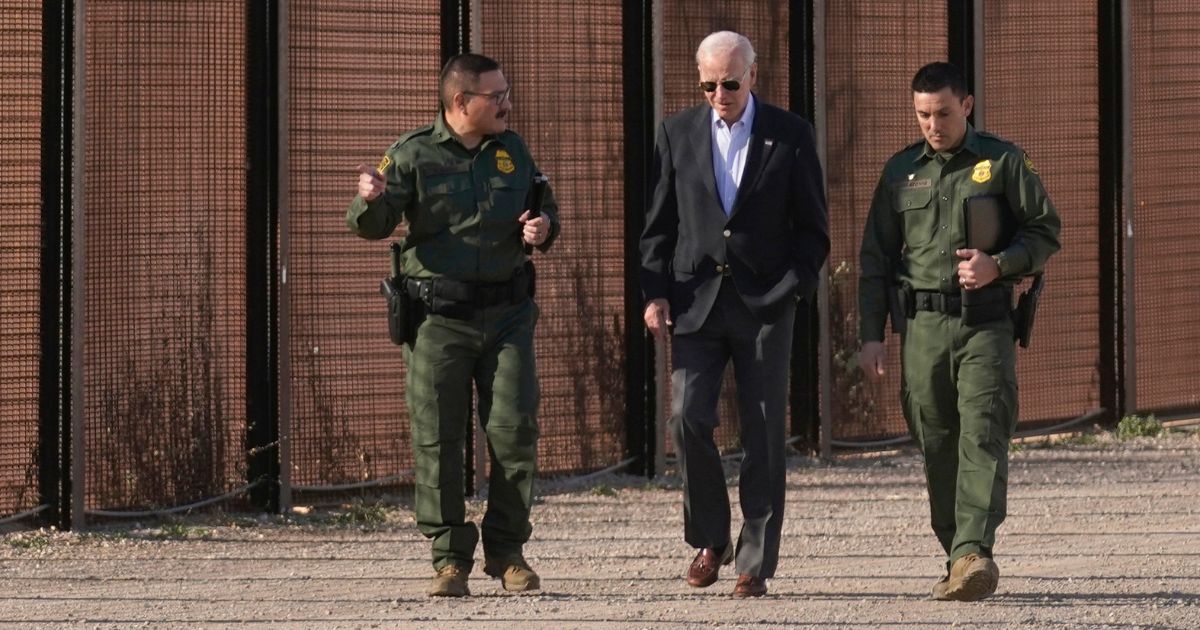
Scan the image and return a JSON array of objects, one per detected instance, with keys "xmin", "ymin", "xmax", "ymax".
[
  {"xmin": 590, "ymin": 484, "xmax": 617, "ymax": 497},
  {"xmin": 1067, "ymin": 433, "xmax": 1099, "ymax": 446},
  {"xmin": 4, "ymin": 531, "xmax": 53, "ymax": 550},
  {"xmin": 1009, "ymin": 441, "xmax": 1025, "ymax": 454},
  {"xmin": 331, "ymin": 501, "xmax": 391, "ymax": 528},
  {"xmin": 152, "ymin": 523, "xmax": 212, "ymax": 540},
  {"xmin": 1116, "ymin": 414, "xmax": 1163, "ymax": 440}
]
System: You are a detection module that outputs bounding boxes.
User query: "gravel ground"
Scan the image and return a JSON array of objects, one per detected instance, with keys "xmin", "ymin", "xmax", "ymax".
[{"xmin": 1, "ymin": 428, "xmax": 1197, "ymax": 629}]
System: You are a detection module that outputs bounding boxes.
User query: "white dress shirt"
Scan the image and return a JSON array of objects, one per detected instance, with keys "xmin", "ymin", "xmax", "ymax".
[{"xmin": 711, "ymin": 94, "xmax": 756, "ymax": 215}]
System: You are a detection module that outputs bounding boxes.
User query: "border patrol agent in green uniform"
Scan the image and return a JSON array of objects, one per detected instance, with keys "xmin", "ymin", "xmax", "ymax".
[
  {"xmin": 858, "ymin": 62, "xmax": 1060, "ymax": 601},
  {"xmin": 347, "ymin": 54, "xmax": 560, "ymax": 598}
]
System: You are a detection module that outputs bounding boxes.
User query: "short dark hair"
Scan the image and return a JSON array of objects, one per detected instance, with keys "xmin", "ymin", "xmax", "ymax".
[
  {"xmin": 911, "ymin": 62, "xmax": 968, "ymax": 99},
  {"xmin": 440, "ymin": 53, "xmax": 502, "ymax": 110}
]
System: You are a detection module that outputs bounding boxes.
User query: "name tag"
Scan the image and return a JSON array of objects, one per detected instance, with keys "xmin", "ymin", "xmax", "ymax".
[{"xmin": 894, "ymin": 178, "xmax": 932, "ymax": 189}]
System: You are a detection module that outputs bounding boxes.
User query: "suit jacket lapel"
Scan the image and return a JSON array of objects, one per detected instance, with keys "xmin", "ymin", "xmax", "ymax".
[
  {"xmin": 688, "ymin": 106, "xmax": 722, "ymax": 211},
  {"xmin": 730, "ymin": 105, "xmax": 776, "ymax": 218}
]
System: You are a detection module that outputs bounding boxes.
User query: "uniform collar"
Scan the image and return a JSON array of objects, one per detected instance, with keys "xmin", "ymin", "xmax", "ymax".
[
  {"xmin": 432, "ymin": 112, "xmax": 507, "ymax": 151},
  {"xmin": 915, "ymin": 123, "xmax": 983, "ymax": 163}
]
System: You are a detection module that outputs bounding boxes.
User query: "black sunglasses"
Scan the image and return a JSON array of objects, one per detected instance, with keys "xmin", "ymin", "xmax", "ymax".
[{"xmin": 699, "ymin": 66, "xmax": 751, "ymax": 93}]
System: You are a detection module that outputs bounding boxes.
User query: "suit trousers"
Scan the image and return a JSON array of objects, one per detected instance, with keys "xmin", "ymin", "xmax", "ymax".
[{"xmin": 670, "ymin": 278, "xmax": 796, "ymax": 578}]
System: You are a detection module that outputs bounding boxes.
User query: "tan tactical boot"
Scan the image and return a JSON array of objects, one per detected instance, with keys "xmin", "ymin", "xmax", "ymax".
[
  {"xmin": 483, "ymin": 554, "xmax": 541, "ymax": 592},
  {"xmin": 944, "ymin": 553, "xmax": 1000, "ymax": 601},
  {"xmin": 428, "ymin": 563, "xmax": 471, "ymax": 597},
  {"xmin": 930, "ymin": 574, "xmax": 952, "ymax": 600}
]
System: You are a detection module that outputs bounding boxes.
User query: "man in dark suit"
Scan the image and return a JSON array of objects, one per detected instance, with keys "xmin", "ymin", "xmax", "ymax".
[{"xmin": 640, "ymin": 31, "xmax": 829, "ymax": 597}]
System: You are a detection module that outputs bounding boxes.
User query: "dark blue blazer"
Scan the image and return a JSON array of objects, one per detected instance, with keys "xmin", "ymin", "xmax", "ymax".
[{"xmin": 640, "ymin": 98, "xmax": 830, "ymax": 334}]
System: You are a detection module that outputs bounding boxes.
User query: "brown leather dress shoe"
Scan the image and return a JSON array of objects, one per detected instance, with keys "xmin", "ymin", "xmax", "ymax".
[
  {"xmin": 686, "ymin": 546, "xmax": 733, "ymax": 588},
  {"xmin": 732, "ymin": 574, "xmax": 767, "ymax": 597}
]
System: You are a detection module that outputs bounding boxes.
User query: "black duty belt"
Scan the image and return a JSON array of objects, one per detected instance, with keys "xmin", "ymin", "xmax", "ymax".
[
  {"xmin": 912, "ymin": 290, "xmax": 962, "ymax": 315},
  {"xmin": 405, "ymin": 271, "xmax": 529, "ymax": 309},
  {"xmin": 912, "ymin": 285, "xmax": 1011, "ymax": 317}
]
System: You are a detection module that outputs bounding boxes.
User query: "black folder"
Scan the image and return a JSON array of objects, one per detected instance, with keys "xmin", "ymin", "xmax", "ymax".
[{"xmin": 964, "ymin": 195, "xmax": 1017, "ymax": 254}]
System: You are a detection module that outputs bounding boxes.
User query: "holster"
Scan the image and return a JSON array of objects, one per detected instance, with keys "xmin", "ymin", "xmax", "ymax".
[
  {"xmin": 380, "ymin": 276, "xmax": 419, "ymax": 346},
  {"xmin": 888, "ymin": 281, "xmax": 914, "ymax": 334},
  {"xmin": 1011, "ymin": 274, "xmax": 1044, "ymax": 348}
]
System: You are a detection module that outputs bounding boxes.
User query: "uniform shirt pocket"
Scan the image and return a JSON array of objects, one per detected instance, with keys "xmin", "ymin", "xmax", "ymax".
[
  {"xmin": 896, "ymin": 187, "xmax": 937, "ymax": 248},
  {"xmin": 487, "ymin": 175, "xmax": 530, "ymax": 222},
  {"xmin": 418, "ymin": 170, "xmax": 474, "ymax": 228}
]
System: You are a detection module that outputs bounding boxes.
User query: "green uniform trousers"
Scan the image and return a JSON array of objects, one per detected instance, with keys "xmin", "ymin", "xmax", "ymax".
[
  {"xmin": 900, "ymin": 309, "xmax": 1017, "ymax": 563},
  {"xmin": 404, "ymin": 298, "xmax": 540, "ymax": 571}
]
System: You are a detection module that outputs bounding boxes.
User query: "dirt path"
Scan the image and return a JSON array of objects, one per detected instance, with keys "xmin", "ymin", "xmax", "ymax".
[{"xmin": 2, "ymin": 430, "xmax": 1198, "ymax": 629}]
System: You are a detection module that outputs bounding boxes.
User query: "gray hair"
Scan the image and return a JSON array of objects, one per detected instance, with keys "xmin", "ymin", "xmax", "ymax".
[{"xmin": 695, "ymin": 31, "xmax": 756, "ymax": 68}]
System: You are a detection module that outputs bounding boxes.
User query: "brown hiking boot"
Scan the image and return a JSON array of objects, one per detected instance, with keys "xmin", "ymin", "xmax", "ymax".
[
  {"xmin": 428, "ymin": 563, "xmax": 471, "ymax": 597},
  {"xmin": 944, "ymin": 553, "xmax": 999, "ymax": 601},
  {"xmin": 483, "ymin": 554, "xmax": 541, "ymax": 592}
]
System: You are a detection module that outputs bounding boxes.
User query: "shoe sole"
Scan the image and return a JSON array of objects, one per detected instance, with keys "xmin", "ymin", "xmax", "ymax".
[
  {"xmin": 500, "ymin": 579, "xmax": 540, "ymax": 592},
  {"xmin": 428, "ymin": 588, "xmax": 470, "ymax": 597}
]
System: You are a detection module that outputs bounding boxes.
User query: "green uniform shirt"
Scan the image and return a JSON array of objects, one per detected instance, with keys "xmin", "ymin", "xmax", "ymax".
[
  {"xmin": 859, "ymin": 125, "xmax": 1061, "ymax": 342},
  {"xmin": 347, "ymin": 113, "xmax": 560, "ymax": 282}
]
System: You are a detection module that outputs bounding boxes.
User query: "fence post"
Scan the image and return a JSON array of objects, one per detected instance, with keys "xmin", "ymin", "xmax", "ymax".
[
  {"xmin": 948, "ymin": 0, "xmax": 983, "ymax": 128},
  {"xmin": 1098, "ymin": 0, "xmax": 1130, "ymax": 425},
  {"xmin": 622, "ymin": 0, "xmax": 655, "ymax": 477},
  {"xmin": 246, "ymin": 0, "xmax": 281, "ymax": 512},
  {"xmin": 788, "ymin": 0, "xmax": 823, "ymax": 455},
  {"xmin": 40, "ymin": 0, "xmax": 75, "ymax": 530}
]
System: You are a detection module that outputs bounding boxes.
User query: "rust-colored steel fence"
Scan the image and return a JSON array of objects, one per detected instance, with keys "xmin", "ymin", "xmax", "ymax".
[{"xmin": 3, "ymin": 0, "xmax": 1197, "ymax": 527}]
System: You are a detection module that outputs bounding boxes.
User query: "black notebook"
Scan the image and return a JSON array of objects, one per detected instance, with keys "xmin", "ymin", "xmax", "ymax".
[{"xmin": 964, "ymin": 195, "xmax": 1017, "ymax": 254}]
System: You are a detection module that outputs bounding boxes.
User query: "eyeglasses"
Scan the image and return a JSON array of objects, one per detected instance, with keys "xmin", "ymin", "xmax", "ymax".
[
  {"xmin": 464, "ymin": 87, "xmax": 511, "ymax": 105},
  {"xmin": 699, "ymin": 66, "xmax": 751, "ymax": 93}
]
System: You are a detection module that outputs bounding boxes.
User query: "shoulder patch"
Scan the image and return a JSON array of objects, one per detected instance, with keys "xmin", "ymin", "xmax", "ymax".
[{"xmin": 1023, "ymin": 152, "xmax": 1039, "ymax": 174}]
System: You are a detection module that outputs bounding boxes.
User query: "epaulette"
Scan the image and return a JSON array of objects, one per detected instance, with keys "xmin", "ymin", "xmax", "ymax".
[
  {"xmin": 892, "ymin": 138, "xmax": 926, "ymax": 160},
  {"xmin": 974, "ymin": 129, "xmax": 1014, "ymax": 147},
  {"xmin": 391, "ymin": 124, "xmax": 434, "ymax": 149}
]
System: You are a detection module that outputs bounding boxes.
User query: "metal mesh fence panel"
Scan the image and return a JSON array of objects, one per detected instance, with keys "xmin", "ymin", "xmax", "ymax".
[
  {"xmin": 824, "ymin": 0, "xmax": 946, "ymax": 441},
  {"xmin": 0, "ymin": 1, "xmax": 43, "ymax": 517},
  {"xmin": 984, "ymin": 1, "xmax": 1102, "ymax": 426},
  {"xmin": 285, "ymin": 1, "xmax": 440, "ymax": 487},
  {"xmin": 657, "ymin": 0, "xmax": 791, "ymax": 453},
  {"xmin": 477, "ymin": 0, "xmax": 628, "ymax": 474},
  {"xmin": 1130, "ymin": 1, "xmax": 1200, "ymax": 415},
  {"xmin": 82, "ymin": 1, "xmax": 248, "ymax": 511}
]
